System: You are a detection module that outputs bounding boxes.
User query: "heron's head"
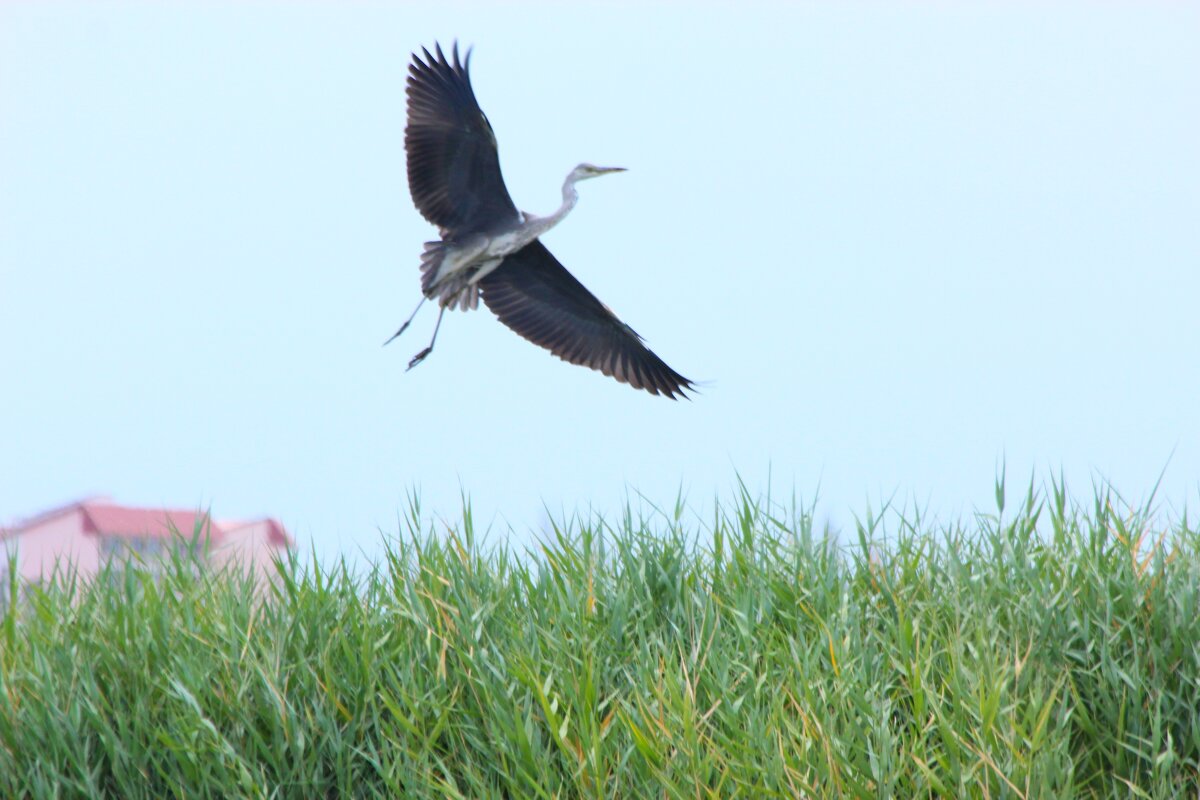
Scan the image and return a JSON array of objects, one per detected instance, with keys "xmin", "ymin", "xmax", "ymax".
[{"xmin": 569, "ymin": 163, "xmax": 627, "ymax": 182}]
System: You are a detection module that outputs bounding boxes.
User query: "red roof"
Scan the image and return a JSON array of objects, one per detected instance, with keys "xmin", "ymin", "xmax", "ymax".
[
  {"xmin": 219, "ymin": 517, "xmax": 292, "ymax": 547},
  {"xmin": 2, "ymin": 498, "xmax": 291, "ymax": 548},
  {"xmin": 80, "ymin": 503, "xmax": 216, "ymax": 540}
]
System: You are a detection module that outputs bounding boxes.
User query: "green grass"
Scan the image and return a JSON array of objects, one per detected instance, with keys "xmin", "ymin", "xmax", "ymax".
[{"xmin": 2, "ymin": 477, "xmax": 1199, "ymax": 798}]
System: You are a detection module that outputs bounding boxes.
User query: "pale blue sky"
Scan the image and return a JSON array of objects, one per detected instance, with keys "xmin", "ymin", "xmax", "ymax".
[{"xmin": 2, "ymin": 3, "xmax": 1197, "ymax": 564}]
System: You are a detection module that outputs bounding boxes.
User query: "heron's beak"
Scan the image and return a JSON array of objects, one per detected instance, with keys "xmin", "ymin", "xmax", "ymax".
[{"xmin": 597, "ymin": 166, "xmax": 627, "ymax": 174}]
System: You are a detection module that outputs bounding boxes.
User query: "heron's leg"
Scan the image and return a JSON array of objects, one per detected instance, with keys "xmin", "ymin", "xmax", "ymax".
[
  {"xmin": 383, "ymin": 296, "xmax": 428, "ymax": 346},
  {"xmin": 406, "ymin": 306, "xmax": 446, "ymax": 371}
]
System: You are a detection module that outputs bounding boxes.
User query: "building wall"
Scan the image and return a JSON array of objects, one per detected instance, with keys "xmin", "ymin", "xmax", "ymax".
[
  {"xmin": 1, "ymin": 509, "xmax": 103, "ymax": 584},
  {"xmin": 210, "ymin": 521, "xmax": 289, "ymax": 586}
]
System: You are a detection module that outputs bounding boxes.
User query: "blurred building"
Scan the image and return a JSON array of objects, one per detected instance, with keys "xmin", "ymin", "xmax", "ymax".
[{"xmin": 0, "ymin": 497, "xmax": 293, "ymax": 594}]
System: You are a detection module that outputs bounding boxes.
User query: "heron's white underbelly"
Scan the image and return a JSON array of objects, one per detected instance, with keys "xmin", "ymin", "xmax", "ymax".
[
  {"xmin": 434, "ymin": 230, "xmax": 532, "ymax": 286},
  {"xmin": 486, "ymin": 230, "xmax": 528, "ymax": 255}
]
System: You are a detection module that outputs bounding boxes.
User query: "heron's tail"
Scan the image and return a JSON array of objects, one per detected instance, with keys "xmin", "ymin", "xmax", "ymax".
[
  {"xmin": 420, "ymin": 242, "xmax": 479, "ymax": 311},
  {"xmin": 419, "ymin": 241, "xmax": 446, "ymax": 296}
]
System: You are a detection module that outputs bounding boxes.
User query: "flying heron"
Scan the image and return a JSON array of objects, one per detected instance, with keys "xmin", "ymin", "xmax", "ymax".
[{"xmin": 387, "ymin": 42, "xmax": 694, "ymax": 399}]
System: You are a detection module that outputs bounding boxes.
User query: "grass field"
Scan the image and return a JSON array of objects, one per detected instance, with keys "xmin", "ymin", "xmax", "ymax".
[{"xmin": 2, "ymin": 477, "xmax": 1199, "ymax": 798}]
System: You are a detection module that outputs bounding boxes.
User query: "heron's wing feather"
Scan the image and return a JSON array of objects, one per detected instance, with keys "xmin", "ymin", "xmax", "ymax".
[
  {"xmin": 480, "ymin": 240, "xmax": 693, "ymax": 399},
  {"xmin": 406, "ymin": 43, "xmax": 520, "ymax": 232}
]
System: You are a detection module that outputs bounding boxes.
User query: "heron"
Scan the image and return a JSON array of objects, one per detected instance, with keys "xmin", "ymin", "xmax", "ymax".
[{"xmin": 387, "ymin": 42, "xmax": 694, "ymax": 399}]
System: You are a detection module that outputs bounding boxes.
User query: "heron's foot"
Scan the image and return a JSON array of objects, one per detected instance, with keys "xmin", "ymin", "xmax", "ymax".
[
  {"xmin": 383, "ymin": 321, "xmax": 411, "ymax": 347},
  {"xmin": 407, "ymin": 347, "xmax": 432, "ymax": 371}
]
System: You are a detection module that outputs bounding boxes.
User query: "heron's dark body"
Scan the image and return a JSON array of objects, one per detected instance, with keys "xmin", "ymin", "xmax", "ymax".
[{"xmin": 399, "ymin": 43, "xmax": 694, "ymax": 399}]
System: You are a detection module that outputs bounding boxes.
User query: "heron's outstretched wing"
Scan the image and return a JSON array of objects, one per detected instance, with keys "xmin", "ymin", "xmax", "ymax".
[
  {"xmin": 480, "ymin": 240, "xmax": 694, "ymax": 399},
  {"xmin": 406, "ymin": 43, "xmax": 520, "ymax": 234}
]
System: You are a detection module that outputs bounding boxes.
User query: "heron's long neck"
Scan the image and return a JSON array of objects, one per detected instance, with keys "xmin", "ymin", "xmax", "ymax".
[
  {"xmin": 530, "ymin": 176, "xmax": 580, "ymax": 235},
  {"xmin": 522, "ymin": 174, "xmax": 582, "ymax": 242},
  {"xmin": 547, "ymin": 175, "xmax": 581, "ymax": 227}
]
